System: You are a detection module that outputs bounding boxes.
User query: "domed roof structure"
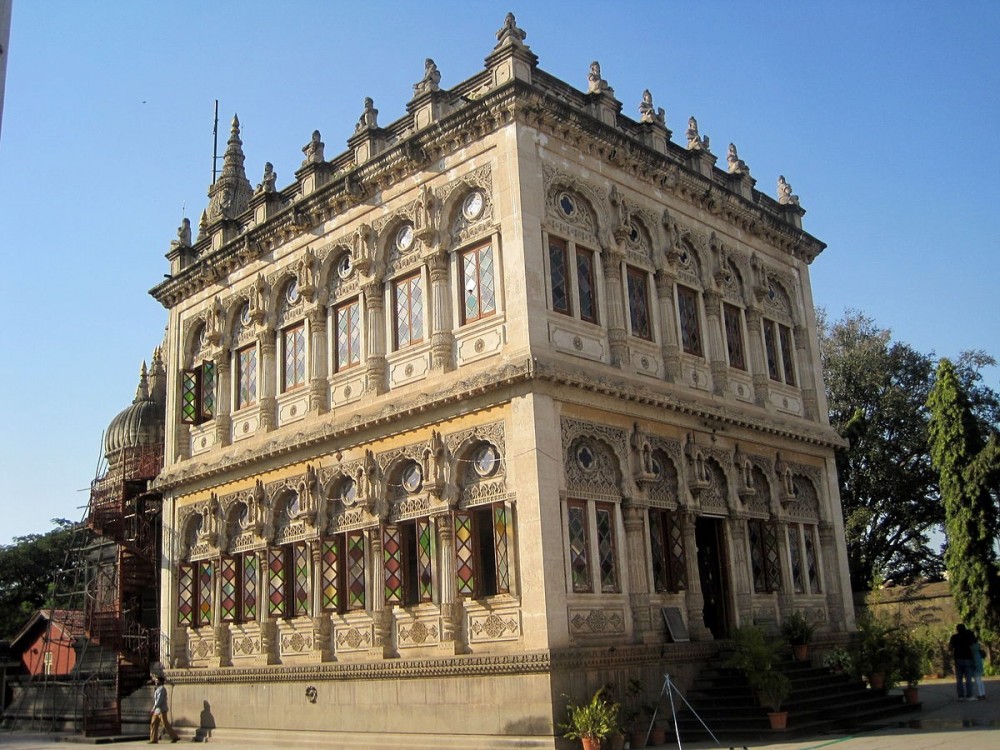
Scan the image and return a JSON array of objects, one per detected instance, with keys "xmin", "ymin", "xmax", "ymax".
[{"xmin": 103, "ymin": 361, "xmax": 166, "ymax": 461}]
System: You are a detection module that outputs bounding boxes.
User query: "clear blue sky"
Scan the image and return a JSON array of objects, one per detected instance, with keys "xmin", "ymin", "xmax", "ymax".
[{"xmin": 1, "ymin": 1, "xmax": 997, "ymax": 543}]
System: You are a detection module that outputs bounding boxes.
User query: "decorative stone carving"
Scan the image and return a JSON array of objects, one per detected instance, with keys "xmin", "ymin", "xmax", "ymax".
[
  {"xmin": 727, "ymin": 143, "xmax": 750, "ymax": 175},
  {"xmin": 295, "ymin": 247, "xmax": 317, "ymax": 302},
  {"xmin": 172, "ymin": 217, "xmax": 192, "ymax": 249},
  {"xmin": 686, "ymin": 116, "xmax": 709, "ymax": 151},
  {"xmin": 587, "ymin": 61, "xmax": 611, "ymax": 95},
  {"xmin": 494, "ymin": 12, "xmax": 527, "ymax": 48},
  {"xmin": 351, "ymin": 223, "xmax": 377, "ymax": 277},
  {"xmin": 355, "ymin": 97, "xmax": 379, "ymax": 133},
  {"xmin": 206, "ymin": 115, "xmax": 253, "ymax": 222},
  {"xmin": 638, "ymin": 89, "xmax": 665, "ymax": 125},
  {"xmin": 248, "ymin": 274, "xmax": 267, "ymax": 325},
  {"xmin": 777, "ymin": 175, "xmax": 799, "ymax": 205},
  {"xmin": 256, "ymin": 162, "xmax": 277, "ymax": 194},
  {"xmin": 413, "ymin": 58, "xmax": 442, "ymax": 96},
  {"xmin": 774, "ymin": 452, "xmax": 797, "ymax": 503},
  {"xmin": 413, "ymin": 183, "xmax": 438, "ymax": 244},
  {"xmin": 734, "ymin": 444, "xmax": 756, "ymax": 501},
  {"xmin": 684, "ymin": 434, "xmax": 712, "ymax": 495},
  {"xmin": 563, "ymin": 420, "xmax": 627, "ymax": 499},
  {"xmin": 609, "ymin": 184, "xmax": 631, "ymax": 244},
  {"xmin": 301, "ymin": 130, "xmax": 325, "ymax": 167}
]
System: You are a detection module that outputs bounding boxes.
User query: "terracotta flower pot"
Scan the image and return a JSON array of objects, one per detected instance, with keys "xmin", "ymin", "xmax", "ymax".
[
  {"xmin": 649, "ymin": 725, "xmax": 667, "ymax": 745},
  {"xmin": 580, "ymin": 736, "xmax": 601, "ymax": 750},
  {"xmin": 792, "ymin": 643, "xmax": 809, "ymax": 662},
  {"xmin": 868, "ymin": 672, "xmax": 886, "ymax": 690},
  {"xmin": 630, "ymin": 728, "xmax": 649, "ymax": 748},
  {"xmin": 767, "ymin": 711, "xmax": 788, "ymax": 730},
  {"xmin": 903, "ymin": 686, "xmax": 920, "ymax": 704}
]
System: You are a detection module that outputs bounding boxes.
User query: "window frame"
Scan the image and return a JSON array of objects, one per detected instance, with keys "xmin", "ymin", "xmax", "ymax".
[
  {"xmin": 676, "ymin": 284, "xmax": 704, "ymax": 357},
  {"xmin": 392, "ymin": 272, "xmax": 425, "ymax": 350},
  {"xmin": 460, "ymin": 242, "xmax": 498, "ymax": 325},
  {"xmin": 625, "ymin": 265, "xmax": 653, "ymax": 340},
  {"xmin": 235, "ymin": 343, "xmax": 258, "ymax": 411},
  {"xmin": 547, "ymin": 233, "xmax": 600, "ymax": 325},
  {"xmin": 281, "ymin": 322, "xmax": 307, "ymax": 393},
  {"xmin": 723, "ymin": 303, "xmax": 747, "ymax": 371},
  {"xmin": 334, "ymin": 298, "xmax": 362, "ymax": 372}
]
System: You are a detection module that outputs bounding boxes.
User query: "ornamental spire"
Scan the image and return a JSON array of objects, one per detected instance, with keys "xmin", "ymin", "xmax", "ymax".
[
  {"xmin": 134, "ymin": 361, "xmax": 150, "ymax": 403},
  {"xmin": 206, "ymin": 114, "xmax": 253, "ymax": 222}
]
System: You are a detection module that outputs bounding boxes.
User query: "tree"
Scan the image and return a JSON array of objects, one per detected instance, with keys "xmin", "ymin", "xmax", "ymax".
[
  {"xmin": 0, "ymin": 519, "xmax": 79, "ymax": 640},
  {"xmin": 818, "ymin": 310, "xmax": 943, "ymax": 590},
  {"xmin": 927, "ymin": 358, "xmax": 1000, "ymax": 644}
]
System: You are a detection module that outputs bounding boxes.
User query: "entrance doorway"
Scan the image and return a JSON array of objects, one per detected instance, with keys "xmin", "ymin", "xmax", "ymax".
[{"xmin": 695, "ymin": 517, "xmax": 731, "ymax": 639}]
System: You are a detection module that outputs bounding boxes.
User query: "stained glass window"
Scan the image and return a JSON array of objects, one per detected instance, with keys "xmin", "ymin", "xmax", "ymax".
[
  {"xmin": 455, "ymin": 512, "xmax": 476, "ymax": 596},
  {"xmin": 763, "ymin": 319, "xmax": 780, "ymax": 381},
  {"xmin": 804, "ymin": 526, "xmax": 820, "ymax": 593},
  {"xmin": 267, "ymin": 547, "xmax": 285, "ymax": 617},
  {"xmin": 346, "ymin": 532, "xmax": 366, "ymax": 610},
  {"xmin": 335, "ymin": 300, "xmax": 361, "ymax": 371},
  {"xmin": 493, "ymin": 505, "xmax": 510, "ymax": 594},
  {"xmin": 577, "ymin": 247, "xmax": 597, "ymax": 323},
  {"xmin": 321, "ymin": 538, "xmax": 340, "ymax": 612},
  {"xmin": 649, "ymin": 509, "xmax": 687, "ymax": 593},
  {"xmin": 177, "ymin": 564, "xmax": 195, "ymax": 627},
  {"xmin": 393, "ymin": 274, "xmax": 423, "ymax": 349},
  {"xmin": 549, "ymin": 237, "xmax": 570, "ymax": 315},
  {"xmin": 724, "ymin": 304, "xmax": 746, "ymax": 370},
  {"xmin": 626, "ymin": 266, "xmax": 651, "ymax": 339},
  {"xmin": 415, "ymin": 519, "xmax": 434, "ymax": 603},
  {"xmin": 197, "ymin": 561, "xmax": 214, "ymax": 627},
  {"xmin": 383, "ymin": 526, "xmax": 403, "ymax": 605},
  {"xmin": 779, "ymin": 324, "xmax": 796, "ymax": 386},
  {"xmin": 291, "ymin": 543, "xmax": 310, "ymax": 617},
  {"xmin": 220, "ymin": 556, "xmax": 240, "ymax": 623},
  {"xmin": 462, "ymin": 243, "xmax": 497, "ymax": 324},
  {"xmin": 677, "ymin": 285, "xmax": 703, "ymax": 356},
  {"xmin": 595, "ymin": 503, "xmax": 619, "ymax": 593},
  {"xmin": 763, "ymin": 524, "xmax": 782, "ymax": 592},
  {"xmin": 748, "ymin": 520, "xmax": 768, "ymax": 594},
  {"xmin": 237, "ymin": 345, "xmax": 258, "ymax": 410},
  {"xmin": 456, "ymin": 504, "xmax": 511, "ymax": 599},
  {"xmin": 567, "ymin": 501, "xmax": 591, "ymax": 593},
  {"xmin": 181, "ymin": 369, "xmax": 201, "ymax": 424},
  {"xmin": 242, "ymin": 552, "xmax": 258, "ymax": 621},
  {"xmin": 200, "ymin": 360, "xmax": 215, "ymax": 419},
  {"xmin": 282, "ymin": 324, "xmax": 306, "ymax": 392},
  {"xmin": 788, "ymin": 525, "xmax": 804, "ymax": 594}
]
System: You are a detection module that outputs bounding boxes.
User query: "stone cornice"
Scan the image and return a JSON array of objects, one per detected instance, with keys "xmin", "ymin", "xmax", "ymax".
[{"xmin": 152, "ymin": 68, "xmax": 824, "ymax": 310}]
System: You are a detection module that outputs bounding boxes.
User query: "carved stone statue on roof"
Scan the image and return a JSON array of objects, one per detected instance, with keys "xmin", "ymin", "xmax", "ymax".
[
  {"xmin": 172, "ymin": 217, "xmax": 192, "ymax": 249},
  {"xmin": 777, "ymin": 175, "xmax": 800, "ymax": 206},
  {"xmin": 355, "ymin": 97, "xmax": 379, "ymax": 133},
  {"xmin": 638, "ymin": 89, "xmax": 665, "ymax": 125},
  {"xmin": 256, "ymin": 162, "xmax": 277, "ymax": 194},
  {"xmin": 301, "ymin": 131, "xmax": 325, "ymax": 167},
  {"xmin": 587, "ymin": 61, "xmax": 610, "ymax": 95},
  {"xmin": 727, "ymin": 143, "xmax": 750, "ymax": 175},
  {"xmin": 495, "ymin": 12, "xmax": 527, "ymax": 47},
  {"xmin": 413, "ymin": 58, "xmax": 442, "ymax": 96},
  {"xmin": 686, "ymin": 116, "xmax": 709, "ymax": 151}
]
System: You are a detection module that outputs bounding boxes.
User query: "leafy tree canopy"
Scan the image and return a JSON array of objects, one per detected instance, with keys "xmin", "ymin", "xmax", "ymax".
[{"xmin": 0, "ymin": 519, "xmax": 79, "ymax": 641}]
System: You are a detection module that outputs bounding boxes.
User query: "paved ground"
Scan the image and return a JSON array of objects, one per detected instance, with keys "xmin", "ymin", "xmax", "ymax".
[{"xmin": 1, "ymin": 678, "xmax": 996, "ymax": 749}]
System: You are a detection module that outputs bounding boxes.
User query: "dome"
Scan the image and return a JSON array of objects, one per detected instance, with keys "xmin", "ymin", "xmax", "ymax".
[{"xmin": 103, "ymin": 362, "xmax": 165, "ymax": 460}]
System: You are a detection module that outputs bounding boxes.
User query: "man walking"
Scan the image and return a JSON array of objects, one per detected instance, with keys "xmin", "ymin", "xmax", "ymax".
[
  {"xmin": 948, "ymin": 623, "xmax": 977, "ymax": 701},
  {"xmin": 150, "ymin": 675, "xmax": 179, "ymax": 743}
]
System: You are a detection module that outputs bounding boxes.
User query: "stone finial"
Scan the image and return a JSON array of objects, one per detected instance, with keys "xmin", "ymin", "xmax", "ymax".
[
  {"xmin": 301, "ymin": 131, "xmax": 325, "ymax": 167},
  {"xmin": 638, "ymin": 89, "xmax": 665, "ymax": 125},
  {"xmin": 495, "ymin": 12, "xmax": 527, "ymax": 47},
  {"xmin": 777, "ymin": 175, "xmax": 800, "ymax": 205},
  {"xmin": 413, "ymin": 58, "xmax": 442, "ymax": 96},
  {"xmin": 172, "ymin": 217, "xmax": 192, "ymax": 248},
  {"xmin": 206, "ymin": 114, "xmax": 253, "ymax": 222},
  {"xmin": 727, "ymin": 143, "xmax": 750, "ymax": 175},
  {"xmin": 587, "ymin": 61, "xmax": 611, "ymax": 95},
  {"xmin": 197, "ymin": 210, "xmax": 208, "ymax": 241},
  {"xmin": 355, "ymin": 97, "xmax": 379, "ymax": 133},
  {"xmin": 686, "ymin": 116, "xmax": 709, "ymax": 151},
  {"xmin": 256, "ymin": 162, "xmax": 277, "ymax": 194},
  {"xmin": 134, "ymin": 361, "xmax": 150, "ymax": 403}
]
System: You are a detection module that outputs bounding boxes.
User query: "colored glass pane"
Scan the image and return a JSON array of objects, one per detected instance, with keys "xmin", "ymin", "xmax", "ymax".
[
  {"xmin": 292, "ymin": 543, "xmax": 310, "ymax": 617},
  {"xmin": 201, "ymin": 360, "xmax": 215, "ymax": 418},
  {"xmin": 455, "ymin": 512, "xmax": 475, "ymax": 596},
  {"xmin": 667, "ymin": 514, "xmax": 687, "ymax": 590},
  {"xmin": 595, "ymin": 504, "xmax": 618, "ymax": 592},
  {"xmin": 763, "ymin": 319, "xmax": 780, "ymax": 381},
  {"xmin": 789, "ymin": 526, "xmax": 804, "ymax": 593},
  {"xmin": 627, "ymin": 266, "xmax": 651, "ymax": 339},
  {"xmin": 763, "ymin": 524, "xmax": 782, "ymax": 592},
  {"xmin": 346, "ymin": 532, "xmax": 365, "ymax": 610},
  {"xmin": 267, "ymin": 547, "xmax": 285, "ymax": 617},
  {"xmin": 336, "ymin": 300, "xmax": 361, "ymax": 371},
  {"xmin": 220, "ymin": 556, "xmax": 239, "ymax": 623},
  {"xmin": 779, "ymin": 324, "xmax": 796, "ymax": 386},
  {"xmin": 462, "ymin": 244, "xmax": 496, "ymax": 324},
  {"xmin": 321, "ymin": 538, "xmax": 340, "ymax": 612},
  {"xmin": 383, "ymin": 526, "xmax": 403, "ymax": 604},
  {"xmin": 198, "ymin": 561, "xmax": 214, "ymax": 627},
  {"xmin": 549, "ymin": 238, "xmax": 569, "ymax": 314},
  {"xmin": 283, "ymin": 325, "xmax": 306, "ymax": 391},
  {"xmin": 416, "ymin": 519, "xmax": 434, "ymax": 603},
  {"xmin": 493, "ymin": 505, "xmax": 510, "ymax": 594},
  {"xmin": 649, "ymin": 510, "xmax": 668, "ymax": 592},
  {"xmin": 394, "ymin": 275, "xmax": 423, "ymax": 349},
  {"xmin": 804, "ymin": 526, "xmax": 820, "ymax": 593},
  {"xmin": 567, "ymin": 502, "xmax": 590, "ymax": 593},
  {"xmin": 748, "ymin": 520, "xmax": 766, "ymax": 593},
  {"xmin": 242, "ymin": 552, "xmax": 258, "ymax": 621},
  {"xmin": 238, "ymin": 345, "xmax": 258, "ymax": 409},
  {"xmin": 723, "ymin": 304, "xmax": 746, "ymax": 370},
  {"xmin": 577, "ymin": 247, "xmax": 596, "ymax": 322},
  {"xmin": 177, "ymin": 565, "xmax": 195, "ymax": 626},
  {"xmin": 678, "ymin": 286, "xmax": 703, "ymax": 356},
  {"xmin": 181, "ymin": 369, "xmax": 200, "ymax": 424}
]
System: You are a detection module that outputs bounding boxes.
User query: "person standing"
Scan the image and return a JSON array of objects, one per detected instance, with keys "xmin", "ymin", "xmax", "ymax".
[
  {"xmin": 971, "ymin": 633, "xmax": 987, "ymax": 700},
  {"xmin": 150, "ymin": 675, "xmax": 179, "ymax": 743},
  {"xmin": 949, "ymin": 623, "xmax": 977, "ymax": 701}
]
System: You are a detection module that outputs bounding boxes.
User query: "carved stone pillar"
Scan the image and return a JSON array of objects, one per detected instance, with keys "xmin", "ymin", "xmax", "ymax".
[
  {"xmin": 362, "ymin": 281, "xmax": 387, "ymax": 395},
  {"xmin": 214, "ymin": 357, "xmax": 232, "ymax": 447},
  {"xmin": 308, "ymin": 308, "xmax": 328, "ymax": 413},
  {"xmin": 258, "ymin": 334, "xmax": 277, "ymax": 431},
  {"xmin": 623, "ymin": 505, "xmax": 653, "ymax": 642},
  {"xmin": 436, "ymin": 514, "xmax": 464, "ymax": 651},
  {"xmin": 176, "ymin": 424, "xmax": 191, "ymax": 461},
  {"xmin": 775, "ymin": 520, "xmax": 792, "ymax": 609},
  {"xmin": 602, "ymin": 247, "xmax": 628, "ymax": 368},
  {"xmin": 427, "ymin": 253, "xmax": 455, "ymax": 372},
  {"xmin": 310, "ymin": 541, "xmax": 331, "ymax": 660},
  {"xmin": 680, "ymin": 512, "xmax": 711, "ymax": 640},
  {"xmin": 171, "ymin": 627, "xmax": 190, "ymax": 668},
  {"xmin": 655, "ymin": 269, "xmax": 681, "ymax": 382},
  {"xmin": 793, "ymin": 323, "xmax": 818, "ymax": 420},
  {"xmin": 745, "ymin": 308, "xmax": 769, "ymax": 407},
  {"xmin": 703, "ymin": 289, "xmax": 728, "ymax": 396},
  {"xmin": 368, "ymin": 527, "xmax": 393, "ymax": 657},
  {"xmin": 818, "ymin": 522, "xmax": 845, "ymax": 631}
]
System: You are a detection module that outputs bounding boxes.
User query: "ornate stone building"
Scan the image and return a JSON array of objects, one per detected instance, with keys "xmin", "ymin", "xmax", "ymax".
[{"xmin": 150, "ymin": 14, "xmax": 852, "ymax": 748}]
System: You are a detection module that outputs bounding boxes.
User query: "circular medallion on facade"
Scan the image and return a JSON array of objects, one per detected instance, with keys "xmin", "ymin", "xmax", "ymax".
[
  {"xmin": 767, "ymin": 284, "xmax": 777, "ymax": 302},
  {"xmin": 337, "ymin": 253, "xmax": 352, "ymax": 279},
  {"xmin": 573, "ymin": 336, "xmax": 583, "ymax": 351},
  {"xmin": 405, "ymin": 364, "xmax": 414, "ymax": 377},
  {"xmin": 243, "ymin": 421, "xmax": 250, "ymax": 433},
  {"xmin": 558, "ymin": 192, "xmax": 576, "ymax": 217},
  {"xmin": 340, "ymin": 478, "xmax": 357, "ymax": 506},
  {"xmin": 198, "ymin": 323, "xmax": 210, "ymax": 351},
  {"xmin": 343, "ymin": 385, "xmax": 352, "ymax": 398},
  {"xmin": 628, "ymin": 222, "xmax": 640, "ymax": 244},
  {"xmin": 641, "ymin": 356, "xmax": 650, "ymax": 369},
  {"xmin": 474, "ymin": 338, "xmax": 485, "ymax": 353},
  {"xmin": 237, "ymin": 502, "xmax": 250, "ymax": 529},
  {"xmin": 290, "ymin": 405, "xmax": 297, "ymax": 416},
  {"xmin": 678, "ymin": 250, "xmax": 689, "ymax": 266},
  {"xmin": 396, "ymin": 224, "xmax": 414, "ymax": 252},
  {"xmin": 286, "ymin": 278, "xmax": 300, "ymax": 304},
  {"xmin": 463, "ymin": 190, "xmax": 485, "ymax": 221},
  {"xmin": 650, "ymin": 457, "xmax": 663, "ymax": 479},
  {"xmin": 473, "ymin": 444, "xmax": 499, "ymax": 477},
  {"xmin": 738, "ymin": 384, "xmax": 745, "ymax": 397},
  {"xmin": 401, "ymin": 462, "xmax": 423, "ymax": 493},
  {"xmin": 240, "ymin": 304, "xmax": 252, "ymax": 327},
  {"xmin": 692, "ymin": 371, "xmax": 699, "ymax": 384},
  {"xmin": 783, "ymin": 397, "xmax": 789, "ymax": 408},
  {"xmin": 286, "ymin": 492, "xmax": 301, "ymax": 518},
  {"xmin": 575, "ymin": 443, "xmax": 596, "ymax": 472},
  {"xmin": 200, "ymin": 437, "xmax": 207, "ymax": 448}
]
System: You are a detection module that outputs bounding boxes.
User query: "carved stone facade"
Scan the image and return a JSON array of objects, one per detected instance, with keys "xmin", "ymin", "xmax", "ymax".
[{"xmin": 149, "ymin": 14, "xmax": 852, "ymax": 749}]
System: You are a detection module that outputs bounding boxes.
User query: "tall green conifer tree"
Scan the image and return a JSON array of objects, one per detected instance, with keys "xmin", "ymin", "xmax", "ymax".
[{"xmin": 926, "ymin": 358, "xmax": 1000, "ymax": 643}]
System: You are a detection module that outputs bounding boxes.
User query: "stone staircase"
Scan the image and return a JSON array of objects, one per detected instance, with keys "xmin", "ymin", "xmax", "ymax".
[{"xmin": 671, "ymin": 655, "xmax": 921, "ymax": 741}]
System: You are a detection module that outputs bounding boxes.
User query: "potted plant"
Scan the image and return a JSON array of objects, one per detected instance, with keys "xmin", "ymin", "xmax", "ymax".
[
  {"xmin": 822, "ymin": 647, "xmax": 852, "ymax": 674},
  {"xmin": 896, "ymin": 630, "xmax": 930, "ymax": 704},
  {"xmin": 560, "ymin": 687, "xmax": 619, "ymax": 750},
  {"xmin": 753, "ymin": 669, "xmax": 792, "ymax": 729},
  {"xmin": 781, "ymin": 610, "xmax": 816, "ymax": 662},
  {"xmin": 852, "ymin": 612, "xmax": 896, "ymax": 690}
]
